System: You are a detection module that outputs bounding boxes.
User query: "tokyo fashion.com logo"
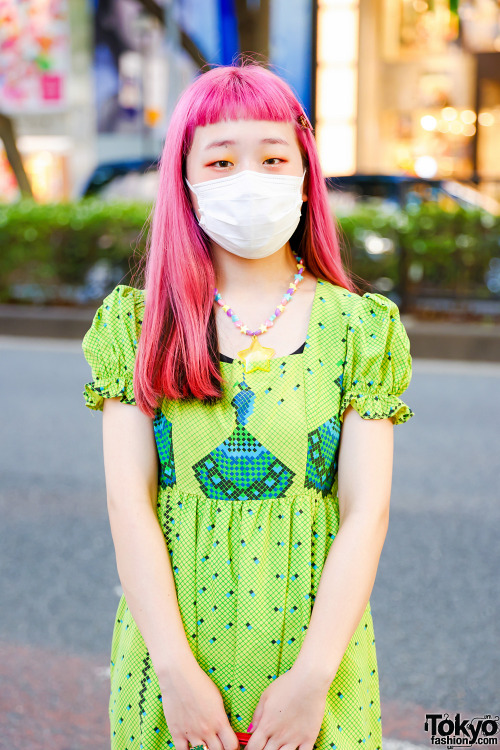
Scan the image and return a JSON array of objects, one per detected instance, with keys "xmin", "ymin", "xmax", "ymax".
[{"xmin": 425, "ymin": 713, "xmax": 499, "ymax": 747}]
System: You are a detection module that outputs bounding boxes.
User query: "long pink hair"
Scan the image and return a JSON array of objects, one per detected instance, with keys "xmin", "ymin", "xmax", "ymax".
[{"xmin": 132, "ymin": 61, "xmax": 359, "ymax": 415}]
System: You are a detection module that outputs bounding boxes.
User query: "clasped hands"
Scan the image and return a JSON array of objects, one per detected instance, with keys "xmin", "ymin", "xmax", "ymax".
[
  {"xmin": 159, "ymin": 651, "xmax": 331, "ymax": 750},
  {"xmin": 244, "ymin": 664, "xmax": 329, "ymax": 750}
]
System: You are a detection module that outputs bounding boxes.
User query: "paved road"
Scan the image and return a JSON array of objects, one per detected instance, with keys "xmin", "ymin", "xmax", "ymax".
[{"xmin": 0, "ymin": 336, "xmax": 499, "ymax": 749}]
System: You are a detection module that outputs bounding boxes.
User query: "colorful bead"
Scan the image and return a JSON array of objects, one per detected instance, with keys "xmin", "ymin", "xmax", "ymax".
[{"xmin": 214, "ymin": 253, "xmax": 304, "ymax": 343}]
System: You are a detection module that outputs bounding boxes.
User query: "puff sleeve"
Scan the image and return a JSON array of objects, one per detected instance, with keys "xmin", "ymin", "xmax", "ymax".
[
  {"xmin": 81, "ymin": 284, "xmax": 145, "ymax": 412},
  {"xmin": 339, "ymin": 292, "xmax": 415, "ymax": 426}
]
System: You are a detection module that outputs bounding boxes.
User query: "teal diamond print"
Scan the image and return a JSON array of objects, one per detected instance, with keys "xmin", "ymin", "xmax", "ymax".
[
  {"xmin": 153, "ymin": 411, "xmax": 176, "ymax": 489},
  {"xmin": 192, "ymin": 381, "xmax": 295, "ymax": 501},
  {"xmin": 304, "ymin": 416, "xmax": 341, "ymax": 496}
]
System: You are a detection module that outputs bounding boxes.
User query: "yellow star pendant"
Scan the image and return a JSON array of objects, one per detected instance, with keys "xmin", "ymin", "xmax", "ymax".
[{"xmin": 237, "ymin": 335, "xmax": 275, "ymax": 373}]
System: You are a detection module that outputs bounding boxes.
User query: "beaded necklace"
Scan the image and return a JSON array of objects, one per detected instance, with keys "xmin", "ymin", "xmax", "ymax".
[{"xmin": 214, "ymin": 253, "xmax": 305, "ymax": 374}]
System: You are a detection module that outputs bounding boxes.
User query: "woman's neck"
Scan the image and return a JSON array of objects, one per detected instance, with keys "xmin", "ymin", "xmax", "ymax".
[{"xmin": 211, "ymin": 242, "xmax": 301, "ymax": 302}]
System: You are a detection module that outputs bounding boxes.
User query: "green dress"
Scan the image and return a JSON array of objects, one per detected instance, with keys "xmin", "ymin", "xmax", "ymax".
[{"xmin": 82, "ymin": 277, "xmax": 414, "ymax": 750}]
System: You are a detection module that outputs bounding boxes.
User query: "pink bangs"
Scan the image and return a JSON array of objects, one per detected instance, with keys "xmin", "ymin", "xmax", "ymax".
[{"xmin": 181, "ymin": 64, "xmax": 305, "ymax": 154}]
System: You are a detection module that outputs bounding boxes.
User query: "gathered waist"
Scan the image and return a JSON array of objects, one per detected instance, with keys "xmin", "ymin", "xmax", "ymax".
[
  {"xmin": 156, "ymin": 483, "xmax": 338, "ymax": 505},
  {"xmin": 155, "ymin": 482, "xmax": 340, "ymax": 534}
]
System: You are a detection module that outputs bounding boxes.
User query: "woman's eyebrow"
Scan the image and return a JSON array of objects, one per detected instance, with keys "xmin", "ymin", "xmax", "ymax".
[
  {"xmin": 261, "ymin": 137, "xmax": 290, "ymax": 146},
  {"xmin": 203, "ymin": 137, "xmax": 290, "ymax": 151},
  {"xmin": 203, "ymin": 139, "xmax": 235, "ymax": 150}
]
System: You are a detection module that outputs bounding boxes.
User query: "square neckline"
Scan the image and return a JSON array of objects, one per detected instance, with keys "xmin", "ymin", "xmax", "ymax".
[{"xmin": 219, "ymin": 277, "xmax": 320, "ymax": 367}]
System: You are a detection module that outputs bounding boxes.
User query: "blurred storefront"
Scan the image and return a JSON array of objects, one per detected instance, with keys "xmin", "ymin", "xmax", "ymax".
[
  {"xmin": 0, "ymin": 0, "xmax": 98, "ymax": 202},
  {"xmin": 93, "ymin": 0, "xmax": 197, "ymax": 164},
  {"xmin": 2, "ymin": 0, "xmax": 500, "ymax": 204},
  {"xmin": 315, "ymin": 0, "xmax": 500, "ymax": 202}
]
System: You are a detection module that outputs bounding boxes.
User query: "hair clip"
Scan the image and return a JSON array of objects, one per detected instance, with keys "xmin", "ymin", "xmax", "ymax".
[{"xmin": 297, "ymin": 113, "xmax": 312, "ymax": 130}]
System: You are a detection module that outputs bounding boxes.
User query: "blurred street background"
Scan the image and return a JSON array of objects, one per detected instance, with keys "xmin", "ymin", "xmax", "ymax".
[{"xmin": 1, "ymin": 0, "xmax": 500, "ymax": 749}]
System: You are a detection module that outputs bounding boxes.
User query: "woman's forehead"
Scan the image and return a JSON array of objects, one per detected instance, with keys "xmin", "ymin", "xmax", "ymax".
[{"xmin": 190, "ymin": 119, "xmax": 298, "ymax": 149}]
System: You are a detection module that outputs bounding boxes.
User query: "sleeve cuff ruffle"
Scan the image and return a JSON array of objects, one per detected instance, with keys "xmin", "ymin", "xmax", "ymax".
[
  {"xmin": 83, "ymin": 376, "xmax": 136, "ymax": 412},
  {"xmin": 339, "ymin": 390, "xmax": 415, "ymax": 426}
]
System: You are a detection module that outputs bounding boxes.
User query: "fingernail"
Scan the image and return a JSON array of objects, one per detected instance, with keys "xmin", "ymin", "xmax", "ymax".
[{"xmin": 247, "ymin": 723, "xmax": 253, "ymax": 732}]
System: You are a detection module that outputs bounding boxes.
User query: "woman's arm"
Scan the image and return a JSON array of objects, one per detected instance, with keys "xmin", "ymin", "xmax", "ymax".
[
  {"xmin": 292, "ymin": 404, "xmax": 394, "ymax": 690},
  {"xmin": 102, "ymin": 397, "xmax": 198, "ymax": 681}
]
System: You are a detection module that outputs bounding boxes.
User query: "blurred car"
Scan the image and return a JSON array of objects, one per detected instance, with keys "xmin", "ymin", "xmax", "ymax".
[
  {"xmin": 326, "ymin": 173, "xmax": 500, "ymax": 214},
  {"xmin": 80, "ymin": 160, "xmax": 160, "ymax": 202}
]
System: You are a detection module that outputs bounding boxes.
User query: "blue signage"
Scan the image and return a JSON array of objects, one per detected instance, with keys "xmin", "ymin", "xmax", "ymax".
[{"xmin": 177, "ymin": 0, "xmax": 313, "ymax": 117}]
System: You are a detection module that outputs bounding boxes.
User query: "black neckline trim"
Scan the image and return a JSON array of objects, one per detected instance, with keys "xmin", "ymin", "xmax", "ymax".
[{"xmin": 219, "ymin": 340, "xmax": 306, "ymax": 363}]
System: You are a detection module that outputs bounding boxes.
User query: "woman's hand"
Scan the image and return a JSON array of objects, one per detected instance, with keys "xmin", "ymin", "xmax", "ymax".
[
  {"xmin": 159, "ymin": 656, "xmax": 240, "ymax": 750},
  {"xmin": 245, "ymin": 664, "xmax": 329, "ymax": 750}
]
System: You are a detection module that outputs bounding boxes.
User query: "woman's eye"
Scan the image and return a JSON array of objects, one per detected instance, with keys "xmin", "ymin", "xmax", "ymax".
[
  {"xmin": 211, "ymin": 160, "xmax": 232, "ymax": 168},
  {"xmin": 264, "ymin": 158, "xmax": 284, "ymax": 165}
]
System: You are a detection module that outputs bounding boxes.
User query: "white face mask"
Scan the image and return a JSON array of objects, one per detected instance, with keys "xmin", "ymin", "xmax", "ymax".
[{"xmin": 186, "ymin": 168, "xmax": 306, "ymax": 259}]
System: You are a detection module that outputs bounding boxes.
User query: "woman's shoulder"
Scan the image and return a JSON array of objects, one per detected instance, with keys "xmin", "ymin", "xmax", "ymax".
[
  {"xmin": 321, "ymin": 281, "xmax": 414, "ymax": 424},
  {"xmin": 82, "ymin": 284, "xmax": 145, "ymax": 369},
  {"xmin": 81, "ymin": 284, "xmax": 145, "ymax": 411},
  {"xmin": 318, "ymin": 278, "xmax": 401, "ymax": 320},
  {"xmin": 316, "ymin": 280, "xmax": 408, "ymax": 350},
  {"xmin": 93, "ymin": 283, "xmax": 145, "ymax": 340},
  {"xmin": 317, "ymin": 277, "xmax": 412, "ymax": 366},
  {"xmin": 101, "ymin": 283, "xmax": 146, "ymax": 315}
]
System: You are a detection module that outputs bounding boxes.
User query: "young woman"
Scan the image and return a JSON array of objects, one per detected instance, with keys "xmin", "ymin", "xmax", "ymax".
[{"xmin": 82, "ymin": 61, "xmax": 414, "ymax": 750}]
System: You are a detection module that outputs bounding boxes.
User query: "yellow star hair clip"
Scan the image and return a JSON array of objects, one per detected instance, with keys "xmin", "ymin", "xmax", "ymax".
[{"xmin": 238, "ymin": 335, "xmax": 275, "ymax": 373}]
